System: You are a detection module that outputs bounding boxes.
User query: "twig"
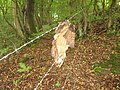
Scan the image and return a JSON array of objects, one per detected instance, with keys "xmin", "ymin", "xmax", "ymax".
[{"xmin": 34, "ymin": 62, "xmax": 55, "ymax": 90}]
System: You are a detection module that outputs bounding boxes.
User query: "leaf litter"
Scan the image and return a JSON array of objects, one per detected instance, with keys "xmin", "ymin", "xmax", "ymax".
[{"xmin": 0, "ymin": 32, "xmax": 120, "ymax": 90}]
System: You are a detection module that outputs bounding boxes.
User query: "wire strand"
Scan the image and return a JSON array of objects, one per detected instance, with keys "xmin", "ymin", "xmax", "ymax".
[
  {"xmin": 34, "ymin": 62, "xmax": 55, "ymax": 90},
  {"xmin": 0, "ymin": 10, "xmax": 81, "ymax": 61},
  {"xmin": 33, "ymin": 11, "xmax": 82, "ymax": 89},
  {"xmin": 68, "ymin": 10, "xmax": 82, "ymax": 20},
  {"xmin": 0, "ymin": 27, "xmax": 56, "ymax": 61}
]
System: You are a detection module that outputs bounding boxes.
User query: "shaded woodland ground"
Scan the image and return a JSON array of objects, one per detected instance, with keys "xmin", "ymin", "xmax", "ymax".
[{"xmin": 0, "ymin": 29, "xmax": 120, "ymax": 90}]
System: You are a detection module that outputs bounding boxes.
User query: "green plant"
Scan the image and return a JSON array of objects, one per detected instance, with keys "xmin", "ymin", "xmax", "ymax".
[
  {"xmin": 0, "ymin": 47, "xmax": 9, "ymax": 56},
  {"xmin": 112, "ymin": 41, "xmax": 120, "ymax": 53},
  {"xmin": 18, "ymin": 54, "xmax": 33, "ymax": 63},
  {"xmin": 23, "ymin": 53, "xmax": 33, "ymax": 61},
  {"xmin": 93, "ymin": 54, "xmax": 120, "ymax": 75},
  {"xmin": 55, "ymin": 81, "xmax": 61, "ymax": 87},
  {"xmin": 13, "ymin": 79, "xmax": 20, "ymax": 86},
  {"xmin": 107, "ymin": 29, "xmax": 117, "ymax": 35},
  {"xmin": 92, "ymin": 64, "xmax": 107, "ymax": 74},
  {"xmin": 92, "ymin": 41, "xmax": 120, "ymax": 75},
  {"xmin": 23, "ymin": 53, "xmax": 29, "ymax": 57},
  {"xmin": 42, "ymin": 24, "xmax": 51, "ymax": 31},
  {"xmin": 38, "ymin": 76, "xmax": 43, "ymax": 79},
  {"xmin": 17, "ymin": 63, "xmax": 32, "ymax": 73},
  {"xmin": 40, "ymin": 67, "xmax": 46, "ymax": 72}
]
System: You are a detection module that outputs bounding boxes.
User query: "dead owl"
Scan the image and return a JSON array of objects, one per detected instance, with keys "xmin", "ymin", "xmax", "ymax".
[{"xmin": 51, "ymin": 20, "xmax": 75, "ymax": 67}]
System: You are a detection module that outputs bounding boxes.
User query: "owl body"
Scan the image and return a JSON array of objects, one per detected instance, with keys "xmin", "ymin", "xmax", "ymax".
[{"xmin": 51, "ymin": 20, "xmax": 75, "ymax": 67}]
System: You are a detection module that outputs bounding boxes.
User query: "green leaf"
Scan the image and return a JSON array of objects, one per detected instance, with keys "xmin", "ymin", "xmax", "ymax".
[
  {"xmin": 55, "ymin": 81, "xmax": 61, "ymax": 87},
  {"xmin": 13, "ymin": 79, "xmax": 20, "ymax": 86},
  {"xmin": 19, "ymin": 63, "xmax": 26, "ymax": 69},
  {"xmin": 23, "ymin": 54, "xmax": 30, "ymax": 58},
  {"xmin": 26, "ymin": 66, "xmax": 32, "ymax": 72},
  {"xmin": 38, "ymin": 76, "xmax": 43, "ymax": 79},
  {"xmin": 17, "ymin": 63, "xmax": 32, "ymax": 73},
  {"xmin": 111, "ymin": 67, "xmax": 120, "ymax": 75},
  {"xmin": 93, "ymin": 66, "xmax": 105, "ymax": 73},
  {"xmin": 17, "ymin": 69, "xmax": 26, "ymax": 73},
  {"xmin": 42, "ymin": 24, "xmax": 51, "ymax": 31},
  {"xmin": 0, "ymin": 47, "xmax": 9, "ymax": 56},
  {"xmin": 40, "ymin": 67, "xmax": 46, "ymax": 72}
]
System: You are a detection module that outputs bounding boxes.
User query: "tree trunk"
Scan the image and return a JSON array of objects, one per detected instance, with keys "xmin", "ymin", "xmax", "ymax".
[
  {"xmin": 108, "ymin": 0, "xmax": 116, "ymax": 28},
  {"xmin": 26, "ymin": 0, "xmax": 37, "ymax": 34},
  {"xmin": 82, "ymin": 0, "xmax": 88, "ymax": 35},
  {"xmin": 40, "ymin": 0, "xmax": 44, "ymax": 25},
  {"xmin": 93, "ymin": 0, "xmax": 98, "ymax": 16},
  {"xmin": 13, "ymin": 0, "xmax": 26, "ymax": 40},
  {"xmin": 34, "ymin": 0, "xmax": 44, "ymax": 31},
  {"xmin": 34, "ymin": 13, "xmax": 42, "ymax": 30},
  {"xmin": 47, "ymin": 0, "xmax": 53, "ymax": 24},
  {"xmin": 102, "ymin": 0, "xmax": 105, "ymax": 16}
]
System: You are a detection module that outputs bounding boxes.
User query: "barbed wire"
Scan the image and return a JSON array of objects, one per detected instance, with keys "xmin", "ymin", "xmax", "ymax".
[
  {"xmin": 61, "ymin": 73, "xmax": 69, "ymax": 90},
  {"xmin": 0, "ymin": 10, "xmax": 81, "ymax": 90},
  {"xmin": 0, "ymin": 10, "xmax": 81, "ymax": 61},
  {"xmin": 34, "ymin": 62, "xmax": 55, "ymax": 90},
  {"xmin": 0, "ymin": 27, "xmax": 56, "ymax": 61},
  {"xmin": 34, "ymin": 11, "xmax": 81, "ymax": 90}
]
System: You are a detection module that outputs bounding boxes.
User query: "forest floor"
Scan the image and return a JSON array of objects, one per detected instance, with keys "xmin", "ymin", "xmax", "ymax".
[{"xmin": 0, "ymin": 31, "xmax": 120, "ymax": 90}]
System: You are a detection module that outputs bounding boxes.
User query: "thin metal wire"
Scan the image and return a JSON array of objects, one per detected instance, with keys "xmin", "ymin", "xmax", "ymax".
[
  {"xmin": 34, "ymin": 62, "xmax": 55, "ymax": 90},
  {"xmin": 34, "ymin": 11, "xmax": 82, "ymax": 90},
  {"xmin": 0, "ymin": 10, "xmax": 81, "ymax": 90},
  {"xmin": 0, "ymin": 10, "xmax": 81, "ymax": 61},
  {"xmin": 68, "ymin": 10, "xmax": 82, "ymax": 20},
  {"xmin": 61, "ymin": 73, "xmax": 69, "ymax": 90},
  {"xmin": 0, "ymin": 27, "xmax": 56, "ymax": 61}
]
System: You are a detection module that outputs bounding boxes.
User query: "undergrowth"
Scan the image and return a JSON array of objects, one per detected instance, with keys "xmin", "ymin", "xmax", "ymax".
[{"xmin": 92, "ymin": 40, "xmax": 120, "ymax": 75}]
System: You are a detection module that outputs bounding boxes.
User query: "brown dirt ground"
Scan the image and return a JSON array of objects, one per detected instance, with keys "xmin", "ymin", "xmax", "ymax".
[{"xmin": 0, "ymin": 32, "xmax": 120, "ymax": 90}]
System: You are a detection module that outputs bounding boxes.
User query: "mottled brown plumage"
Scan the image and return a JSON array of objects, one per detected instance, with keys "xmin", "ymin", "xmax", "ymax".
[{"xmin": 51, "ymin": 20, "xmax": 75, "ymax": 67}]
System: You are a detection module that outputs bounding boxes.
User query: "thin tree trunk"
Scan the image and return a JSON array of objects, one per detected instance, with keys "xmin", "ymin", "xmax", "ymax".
[
  {"xmin": 40, "ymin": 0, "xmax": 44, "ymax": 25},
  {"xmin": 94, "ymin": 0, "xmax": 98, "ymax": 16},
  {"xmin": 13, "ymin": 0, "xmax": 26, "ymax": 39},
  {"xmin": 102, "ymin": 0, "xmax": 105, "ymax": 16},
  {"xmin": 108, "ymin": 0, "xmax": 116, "ymax": 28},
  {"xmin": 0, "ymin": 3, "xmax": 16, "ymax": 32},
  {"xmin": 26, "ymin": 0, "xmax": 37, "ymax": 34},
  {"xmin": 82, "ymin": 0, "xmax": 88, "ymax": 35},
  {"xmin": 47, "ymin": 0, "xmax": 53, "ymax": 24},
  {"xmin": 34, "ymin": 13, "xmax": 42, "ymax": 30}
]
